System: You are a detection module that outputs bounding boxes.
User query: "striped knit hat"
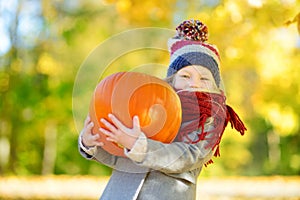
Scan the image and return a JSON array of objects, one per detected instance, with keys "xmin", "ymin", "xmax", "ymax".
[{"xmin": 167, "ymin": 20, "xmax": 221, "ymax": 87}]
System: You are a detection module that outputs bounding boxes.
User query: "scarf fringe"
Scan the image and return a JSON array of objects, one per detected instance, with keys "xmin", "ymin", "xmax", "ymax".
[
  {"xmin": 226, "ymin": 105, "xmax": 247, "ymax": 136},
  {"xmin": 204, "ymin": 105, "xmax": 247, "ymax": 167},
  {"xmin": 213, "ymin": 145, "xmax": 220, "ymax": 157},
  {"xmin": 176, "ymin": 91, "xmax": 247, "ymax": 167},
  {"xmin": 204, "ymin": 159, "xmax": 214, "ymax": 167}
]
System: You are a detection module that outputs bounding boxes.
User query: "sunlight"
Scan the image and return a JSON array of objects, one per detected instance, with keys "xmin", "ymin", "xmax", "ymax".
[
  {"xmin": 37, "ymin": 53, "xmax": 61, "ymax": 76},
  {"xmin": 0, "ymin": 19, "xmax": 10, "ymax": 55},
  {"xmin": 226, "ymin": 1, "xmax": 243, "ymax": 23},
  {"xmin": 266, "ymin": 104, "xmax": 298, "ymax": 136},
  {"xmin": 258, "ymin": 28, "xmax": 296, "ymax": 81},
  {"xmin": 247, "ymin": 0, "xmax": 263, "ymax": 8},
  {"xmin": 116, "ymin": 0, "xmax": 132, "ymax": 13},
  {"xmin": 0, "ymin": 0, "xmax": 18, "ymax": 55},
  {"xmin": 281, "ymin": 0, "xmax": 296, "ymax": 5},
  {"xmin": 225, "ymin": 46, "xmax": 241, "ymax": 59}
]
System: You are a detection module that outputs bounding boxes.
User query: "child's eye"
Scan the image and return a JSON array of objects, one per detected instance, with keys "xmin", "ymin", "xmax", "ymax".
[
  {"xmin": 200, "ymin": 77, "xmax": 209, "ymax": 81},
  {"xmin": 180, "ymin": 74, "xmax": 190, "ymax": 78}
]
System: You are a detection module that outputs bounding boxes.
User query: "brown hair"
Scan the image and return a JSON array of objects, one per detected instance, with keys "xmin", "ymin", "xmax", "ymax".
[{"xmin": 164, "ymin": 74, "xmax": 176, "ymax": 87}]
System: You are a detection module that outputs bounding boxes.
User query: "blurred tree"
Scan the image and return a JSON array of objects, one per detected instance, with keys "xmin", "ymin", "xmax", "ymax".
[
  {"xmin": 285, "ymin": 11, "xmax": 300, "ymax": 34},
  {"xmin": 104, "ymin": 0, "xmax": 176, "ymax": 26},
  {"xmin": 0, "ymin": 0, "xmax": 299, "ymax": 177}
]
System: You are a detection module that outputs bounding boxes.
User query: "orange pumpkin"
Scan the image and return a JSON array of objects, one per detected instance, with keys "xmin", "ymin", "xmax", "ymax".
[{"xmin": 89, "ymin": 72, "xmax": 182, "ymax": 156}]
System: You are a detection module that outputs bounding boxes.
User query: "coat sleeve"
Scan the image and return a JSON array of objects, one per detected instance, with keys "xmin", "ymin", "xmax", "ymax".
[
  {"xmin": 125, "ymin": 129, "xmax": 214, "ymax": 174},
  {"xmin": 78, "ymin": 135, "xmax": 118, "ymax": 168},
  {"xmin": 78, "ymin": 135, "xmax": 150, "ymax": 173}
]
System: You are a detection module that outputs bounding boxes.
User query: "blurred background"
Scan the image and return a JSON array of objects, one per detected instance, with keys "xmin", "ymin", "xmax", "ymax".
[{"xmin": 0, "ymin": 0, "xmax": 299, "ymax": 199}]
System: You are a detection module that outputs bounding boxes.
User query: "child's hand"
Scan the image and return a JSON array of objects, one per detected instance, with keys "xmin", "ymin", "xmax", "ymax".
[
  {"xmin": 99, "ymin": 114, "xmax": 141, "ymax": 150},
  {"xmin": 81, "ymin": 116, "xmax": 104, "ymax": 147}
]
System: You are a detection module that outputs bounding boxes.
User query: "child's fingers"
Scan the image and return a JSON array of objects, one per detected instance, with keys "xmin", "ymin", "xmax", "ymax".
[
  {"xmin": 132, "ymin": 115, "xmax": 141, "ymax": 132},
  {"xmin": 108, "ymin": 114, "xmax": 128, "ymax": 132},
  {"xmin": 92, "ymin": 133, "xmax": 100, "ymax": 140},
  {"xmin": 95, "ymin": 142, "xmax": 104, "ymax": 146},
  {"xmin": 84, "ymin": 115, "xmax": 91, "ymax": 127},
  {"xmin": 87, "ymin": 121, "xmax": 94, "ymax": 132},
  {"xmin": 99, "ymin": 127, "xmax": 116, "ymax": 143},
  {"xmin": 92, "ymin": 134, "xmax": 104, "ymax": 146},
  {"xmin": 100, "ymin": 118, "xmax": 118, "ymax": 132},
  {"xmin": 81, "ymin": 121, "xmax": 93, "ymax": 137},
  {"xmin": 99, "ymin": 127, "xmax": 114, "ymax": 138}
]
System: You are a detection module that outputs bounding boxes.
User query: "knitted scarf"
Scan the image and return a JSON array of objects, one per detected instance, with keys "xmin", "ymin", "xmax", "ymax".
[{"xmin": 175, "ymin": 90, "xmax": 247, "ymax": 165}]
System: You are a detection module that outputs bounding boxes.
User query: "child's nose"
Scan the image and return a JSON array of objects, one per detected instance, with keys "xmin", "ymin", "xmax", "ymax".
[{"xmin": 188, "ymin": 79, "xmax": 200, "ymax": 88}]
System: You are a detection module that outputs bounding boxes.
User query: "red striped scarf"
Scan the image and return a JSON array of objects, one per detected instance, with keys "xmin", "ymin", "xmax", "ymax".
[{"xmin": 175, "ymin": 90, "xmax": 247, "ymax": 165}]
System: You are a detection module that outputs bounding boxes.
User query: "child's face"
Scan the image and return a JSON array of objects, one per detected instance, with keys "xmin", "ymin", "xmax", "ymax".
[{"xmin": 173, "ymin": 65, "xmax": 218, "ymax": 92}]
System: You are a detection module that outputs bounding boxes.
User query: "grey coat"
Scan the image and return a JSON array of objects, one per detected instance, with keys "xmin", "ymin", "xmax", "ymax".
[{"xmin": 79, "ymin": 127, "xmax": 214, "ymax": 200}]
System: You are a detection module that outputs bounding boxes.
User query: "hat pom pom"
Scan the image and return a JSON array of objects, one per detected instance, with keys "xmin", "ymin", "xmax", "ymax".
[{"xmin": 175, "ymin": 19, "xmax": 208, "ymax": 42}]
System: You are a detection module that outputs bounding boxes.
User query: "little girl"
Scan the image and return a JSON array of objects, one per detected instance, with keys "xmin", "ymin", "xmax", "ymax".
[{"xmin": 79, "ymin": 19, "xmax": 246, "ymax": 200}]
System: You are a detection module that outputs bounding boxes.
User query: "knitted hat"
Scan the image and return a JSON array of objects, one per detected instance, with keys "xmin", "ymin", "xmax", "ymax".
[{"xmin": 167, "ymin": 20, "xmax": 221, "ymax": 87}]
